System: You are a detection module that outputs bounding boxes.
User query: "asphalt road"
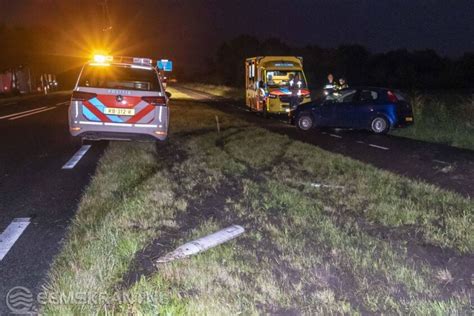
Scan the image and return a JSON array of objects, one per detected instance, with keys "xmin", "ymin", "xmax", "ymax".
[
  {"xmin": 0, "ymin": 93, "xmax": 105, "ymax": 314},
  {"xmin": 174, "ymin": 85, "xmax": 474, "ymax": 198}
]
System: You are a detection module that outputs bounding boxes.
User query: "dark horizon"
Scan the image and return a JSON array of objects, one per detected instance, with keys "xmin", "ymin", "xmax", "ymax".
[{"xmin": 0, "ymin": 0, "xmax": 473, "ymax": 66}]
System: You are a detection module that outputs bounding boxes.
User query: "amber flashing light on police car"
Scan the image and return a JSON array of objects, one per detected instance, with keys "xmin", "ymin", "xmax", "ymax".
[{"xmin": 90, "ymin": 54, "xmax": 113, "ymax": 66}]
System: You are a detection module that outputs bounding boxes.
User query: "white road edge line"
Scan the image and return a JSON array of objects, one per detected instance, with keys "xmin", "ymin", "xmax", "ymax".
[
  {"xmin": 433, "ymin": 159, "xmax": 450, "ymax": 165},
  {"xmin": 0, "ymin": 106, "xmax": 47, "ymax": 120},
  {"xmin": 369, "ymin": 144, "xmax": 390, "ymax": 150},
  {"xmin": 1, "ymin": 101, "xmax": 17, "ymax": 106},
  {"xmin": 329, "ymin": 134, "xmax": 342, "ymax": 139},
  {"xmin": 0, "ymin": 218, "xmax": 31, "ymax": 261},
  {"xmin": 8, "ymin": 107, "xmax": 57, "ymax": 120},
  {"xmin": 62, "ymin": 145, "xmax": 92, "ymax": 169}
]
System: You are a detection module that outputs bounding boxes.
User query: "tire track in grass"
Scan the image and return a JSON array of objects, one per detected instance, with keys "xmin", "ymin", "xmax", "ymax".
[{"xmin": 119, "ymin": 132, "xmax": 352, "ymax": 314}]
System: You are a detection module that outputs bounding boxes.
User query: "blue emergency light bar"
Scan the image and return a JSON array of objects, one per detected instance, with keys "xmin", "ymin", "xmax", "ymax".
[{"xmin": 157, "ymin": 59, "xmax": 173, "ymax": 72}]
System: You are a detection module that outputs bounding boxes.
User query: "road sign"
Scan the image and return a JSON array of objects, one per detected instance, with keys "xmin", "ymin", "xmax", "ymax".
[{"xmin": 157, "ymin": 59, "xmax": 173, "ymax": 72}]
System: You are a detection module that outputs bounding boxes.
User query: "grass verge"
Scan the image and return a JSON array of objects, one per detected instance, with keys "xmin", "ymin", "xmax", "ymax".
[
  {"xmin": 41, "ymin": 95, "xmax": 473, "ymax": 314},
  {"xmin": 178, "ymin": 83, "xmax": 243, "ymax": 100},
  {"xmin": 392, "ymin": 92, "xmax": 474, "ymax": 150}
]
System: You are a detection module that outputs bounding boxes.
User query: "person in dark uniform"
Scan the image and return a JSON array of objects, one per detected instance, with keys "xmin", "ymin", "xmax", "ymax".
[
  {"xmin": 257, "ymin": 80, "xmax": 267, "ymax": 112},
  {"xmin": 335, "ymin": 77, "xmax": 349, "ymax": 91},
  {"xmin": 324, "ymin": 73, "xmax": 336, "ymax": 95},
  {"xmin": 289, "ymin": 73, "xmax": 303, "ymax": 110}
]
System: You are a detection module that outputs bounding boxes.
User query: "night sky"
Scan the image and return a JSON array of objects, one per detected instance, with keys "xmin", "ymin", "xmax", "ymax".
[{"xmin": 1, "ymin": 0, "xmax": 473, "ymax": 68}]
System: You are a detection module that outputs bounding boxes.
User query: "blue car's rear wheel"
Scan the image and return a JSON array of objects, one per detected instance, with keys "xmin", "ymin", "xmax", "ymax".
[
  {"xmin": 297, "ymin": 113, "xmax": 314, "ymax": 131},
  {"xmin": 370, "ymin": 116, "xmax": 390, "ymax": 134}
]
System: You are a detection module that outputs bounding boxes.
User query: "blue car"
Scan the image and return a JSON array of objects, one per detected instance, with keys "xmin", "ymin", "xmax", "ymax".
[{"xmin": 291, "ymin": 87, "xmax": 414, "ymax": 134}]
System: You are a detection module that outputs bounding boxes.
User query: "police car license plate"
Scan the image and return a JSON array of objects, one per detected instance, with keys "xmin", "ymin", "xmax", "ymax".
[
  {"xmin": 405, "ymin": 117, "xmax": 413, "ymax": 122},
  {"xmin": 104, "ymin": 108, "xmax": 135, "ymax": 116}
]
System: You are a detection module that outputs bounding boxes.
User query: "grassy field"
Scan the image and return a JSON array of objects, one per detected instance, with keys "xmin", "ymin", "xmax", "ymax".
[
  {"xmin": 179, "ymin": 83, "xmax": 243, "ymax": 100},
  {"xmin": 41, "ymin": 89, "xmax": 472, "ymax": 314},
  {"xmin": 392, "ymin": 92, "xmax": 474, "ymax": 151}
]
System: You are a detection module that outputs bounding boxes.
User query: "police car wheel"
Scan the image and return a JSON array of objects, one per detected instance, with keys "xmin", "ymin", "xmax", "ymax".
[
  {"xmin": 155, "ymin": 138, "xmax": 169, "ymax": 151},
  {"xmin": 297, "ymin": 113, "xmax": 314, "ymax": 131},
  {"xmin": 370, "ymin": 116, "xmax": 389, "ymax": 134}
]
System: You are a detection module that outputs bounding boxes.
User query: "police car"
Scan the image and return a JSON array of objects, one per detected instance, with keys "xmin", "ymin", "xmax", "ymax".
[{"xmin": 68, "ymin": 55, "xmax": 169, "ymax": 142}]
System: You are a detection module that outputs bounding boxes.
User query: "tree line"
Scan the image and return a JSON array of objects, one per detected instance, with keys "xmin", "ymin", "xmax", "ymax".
[
  {"xmin": 1, "ymin": 25, "xmax": 472, "ymax": 91},
  {"xmin": 204, "ymin": 35, "xmax": 473, "ymax": 91}
]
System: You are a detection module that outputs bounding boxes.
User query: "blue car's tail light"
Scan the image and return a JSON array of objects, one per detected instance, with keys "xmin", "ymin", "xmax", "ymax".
[{"xmin": 387, "ymin": 91, "xmax": 398, "ymax": 103}]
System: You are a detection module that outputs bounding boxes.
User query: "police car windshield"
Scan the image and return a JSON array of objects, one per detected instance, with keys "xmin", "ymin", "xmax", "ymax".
[
  {"xmin": 79, "ymin": 65, "xmax": 161, "ymax": 92},
  {"xmin": 266, "ymin": 70, "xmax": 306, "ymax": 88}
]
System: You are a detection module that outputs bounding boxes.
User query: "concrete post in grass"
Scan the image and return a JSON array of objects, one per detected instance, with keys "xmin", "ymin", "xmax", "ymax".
[{"xmin": 156, "ymin": 225, "xmax": 245, "ymax": 263}]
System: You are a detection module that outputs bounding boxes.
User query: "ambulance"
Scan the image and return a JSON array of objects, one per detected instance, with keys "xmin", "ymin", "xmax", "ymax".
[
  {"xmin": 68, "ymin": 55, "xmax": 169, "ymax": 142},
  {"xmin": 245, "ymin": 56, "xmax": 311, "ymax": 115}
]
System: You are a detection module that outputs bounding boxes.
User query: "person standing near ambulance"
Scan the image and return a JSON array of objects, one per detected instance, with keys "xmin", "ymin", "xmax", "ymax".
[
  {"xmin": 289, "ymin": 73, "xmax": 303, "ymax": 110},
  {"xmin": 323, "ymin": 73, "xmax": 336, "ymax": 95},
  {"xmin": 258, "ymin": 80, "xmax": 267, "ymax": 113},
  {"xmin": 339, "ymin": 77, "xmax": 349, "ymax": 89},
  {"xmin": 334, "ymin": 77, "xmax": 349, "ymax": 91}
]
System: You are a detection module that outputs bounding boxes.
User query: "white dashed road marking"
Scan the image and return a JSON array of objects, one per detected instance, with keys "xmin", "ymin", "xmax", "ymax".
[
  {"xmin": 56, "ymin": 101, "xmax": 69, "ymax": 106},
  {"xmin": 433, "ymin": 159, "xmax": 449, "ymax": 165},
  {"xmin": 329, "ymin": 134, "xmax": 342, "ymax": 139},
  {"xmin": 0, "ymin": 106, "xmax": 47, "ymax": 120},
  {"xmin": 369, "ymin": 144, "xmax": 389, "ymax": 150},
  {"xmin": 0, "ymin": 218, "xmax": 31, "ymax": 261},
  {"xmin": 356, "ymin": 140, "xmax": 365, "ymax": 144},
  {"xmin": 62, "ymin": 145, "xmax": 92, "ymax": 169},
  {"xmin": 8, "ymin": 107, "xmax": 57, "ymax": 120}
]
